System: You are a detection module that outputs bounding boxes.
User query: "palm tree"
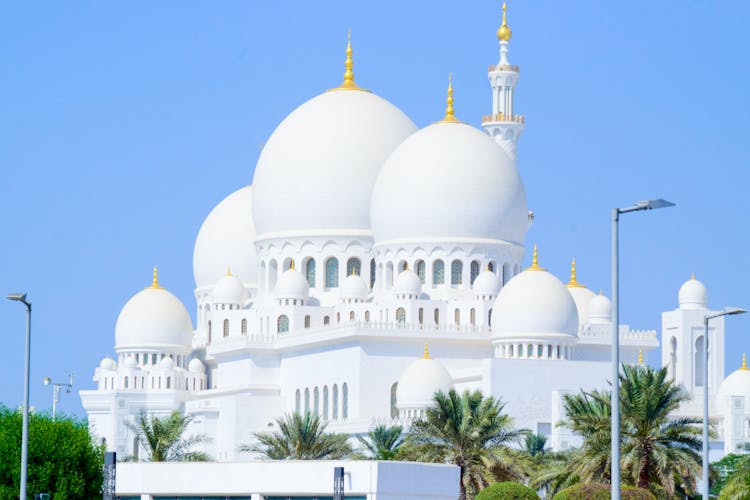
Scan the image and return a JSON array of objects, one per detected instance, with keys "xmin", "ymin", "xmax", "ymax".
[
  {"xmin": 404, "ymin": 389, "xmax": 526, "ymax": 500},
  {"xmin": 718, "ymin": 454, "xmax": 750, "ymax": 499},
  {"xmin": 357, "ymin": 424, "xmax": 404, "ymax": 460},
  {"xmin": 242, "ymin": 411, "xmax": 352, "ymax": 460},
  {"xmin": 561, "ymin": 365, "xmax": 702, "ymax": 497},
  {"xmin": 126, "ymin": 410, "xmax": 210, "ymax": 461}
]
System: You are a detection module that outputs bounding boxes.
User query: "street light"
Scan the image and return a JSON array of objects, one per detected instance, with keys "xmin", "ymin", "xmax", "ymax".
[
  {"xmin": 7, "ymin": 292, "xmax": 32, "ymax": 500},
  {"xmin": 702, "ymin": 307, "xmax": 747, "ymax": 499},
  {"xmin": 43, "ymin": 374, "xmax": 74, "ymax": 420},
  {"xmin": 611, "ymin": 198, "xmax": 674, "ymax": 500}
]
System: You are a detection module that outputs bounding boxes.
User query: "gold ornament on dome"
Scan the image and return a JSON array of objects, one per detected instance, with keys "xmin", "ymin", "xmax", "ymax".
[
  {"xmin": 147, "ymin": 266, "xmax": 163, "ymax": 290},
  {"xmin": 329, "ymin": 30, "xmax": 369, "ymax": 92},
  {"xmin": 497, "ymin": 2, "xmax": 512, "ymax": 42},
  {"xmin": 567, "ymin": 258, "xmax": 585, "ymax": 288}
]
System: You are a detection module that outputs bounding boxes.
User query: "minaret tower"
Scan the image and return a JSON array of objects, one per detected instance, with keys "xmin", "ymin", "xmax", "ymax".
[{"xmin": 482, "ymin": 2, "xmax": 524, "ymax": 160}]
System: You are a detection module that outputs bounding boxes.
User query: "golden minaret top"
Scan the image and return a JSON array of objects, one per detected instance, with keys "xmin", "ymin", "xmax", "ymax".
[{"xmin": 497, "ymin": 2, "xmax": 512, "ymax": 42}]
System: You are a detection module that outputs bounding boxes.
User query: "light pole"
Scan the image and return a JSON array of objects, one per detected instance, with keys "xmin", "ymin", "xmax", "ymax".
[
  {"xmin": 611, "ymin": 198, "xmax": 674, "ymax": 500},
  {"xmin": 702, "ymin": 307, "xmax": 747, "ymax": 499},
  {"xmin": 7, "ymin": 292, "xmax": 32, "ymax": 500},
  {"xmin": 43, "ymin": 374, "xmax": 74, "ymax": 420}
]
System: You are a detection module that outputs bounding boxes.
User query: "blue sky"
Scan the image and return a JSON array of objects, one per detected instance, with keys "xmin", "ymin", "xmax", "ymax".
[{"xmin": 1, "ymin": 1, "xmax": 748, "ymax": 417}]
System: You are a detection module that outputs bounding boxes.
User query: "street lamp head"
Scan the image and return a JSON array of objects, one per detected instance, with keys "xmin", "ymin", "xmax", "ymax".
[
  {"xmin": 642, "ymin": 198, "xmax": 676, "ymax": 210},
  {"xmin": 724, "ymin": 307, "xmax": 748, "ymax": 316},
  {"xmin": 6, "ymin": 293, "xmax": 27, "ymax": 302}
]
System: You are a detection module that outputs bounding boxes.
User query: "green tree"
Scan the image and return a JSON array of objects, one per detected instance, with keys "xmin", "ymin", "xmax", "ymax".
[
  {"xmin": 561, "ymin": 365, "xmax": 702, "ymax": 497},
  {"xmin": 243, "ymin": 412, "xmax": 352, "ymax": 460},
  {"xmin": 0, "ymin": 405, "xmax": 104, "ymax": 499},
  {"xmin": 524, "ymin": 433, "xmax": 548, "ymax": 458},
  {"xmin": 126, "ymin": 410, "xmax": 210, "ymax": 462},
  {"xmin": 718, "ymin": 454, "xmax": 750, "ymax": 500},
  {"xmin": 552, "ymin": 483, "xmax": 656, "ymax": 499},
  {"xmin": 357, "ymin": 424, "xmax": 403, "ymax": 460},
  {"xmin": 528, "ymin": 449, "xmax": 580, "ymax": 498},
  {"xmin": 475, "ymin": 481, "xmax": 540, "ymax": 500},
  {"xmin": 402, "ymin": 389, "xmax": 526, "ymax": 500}
]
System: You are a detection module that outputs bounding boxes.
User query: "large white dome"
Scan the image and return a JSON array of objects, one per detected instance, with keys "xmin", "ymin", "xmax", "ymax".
[
  {"xmin": 193, "ymin": 186, "xmax": 257, "ymax": 289},
  {"xmin": 115, "ymin": 272, "xmax": 193, "ymax": 351},
  {"xmin": 492, "ymin": 254, "xmax": 579, "ymax": 339},
  {"xmin": 397, "ymin": 348, "xmax": 454, "ymax": 410},
  {"xmin": 718, "ymin": 357, "xmax": 750, "ymax": 410},
  {"xmin": 252, "ymin": 89, "xmax": 417, "ymax": 240},
  {"xmin": 371, "ymin": 121, "xmax": 527, "ymax": 245}
]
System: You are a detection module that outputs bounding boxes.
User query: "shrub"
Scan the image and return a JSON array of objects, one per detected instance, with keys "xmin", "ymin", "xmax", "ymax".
[
  {"xmin": 552, "ymin": 483, "xmax": 655, "ymax": 500},
  {"xmin": 476, "ymin": 481, "xmax": 540, "ymax": 500}
]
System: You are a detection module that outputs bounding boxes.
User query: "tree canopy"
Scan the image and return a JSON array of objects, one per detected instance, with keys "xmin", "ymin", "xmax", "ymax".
[{"xmin": 126, "ymin": 410, "xmax": 210, "ymax": 462}]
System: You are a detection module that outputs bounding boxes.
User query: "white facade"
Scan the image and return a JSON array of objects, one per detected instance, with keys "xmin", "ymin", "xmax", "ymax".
[{"xmin": 79, "ymin": 6, "xmax": 749, "ymax": 470}]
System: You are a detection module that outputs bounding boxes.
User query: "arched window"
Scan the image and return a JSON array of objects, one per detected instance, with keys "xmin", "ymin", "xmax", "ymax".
[
  {"xmin": 304, "ymin": 388, "xmax": 310, "ymax": 412},
  {"xmin": 342, "ymin": 383, "xmax": 349, "ymax": 419},
  {"xmin": 314, "ymin": 387, "xmax": 320, "ymax": 415},
  {"xmin": 223, "ymin": 319, "xmax": 229, "ymax": 338},
  {"xmin": 241, "ymin": 318, "xmax": 247, "ymax": 335},
  {"xmin": 488, "ymin": 308, "xmax": 493, "ymax": 327},
  {"xmin": 451, "ymin": 260, "xmax": 463, "ymax": 285},
  {"xmin": 336, "ymin": 312, "xmax": 341, "ymax": 323},
  {"xmin": 537, "ymin": 344, "xmax": 543, "ymax": 358},
  {"xmin": 332, "ymin": 384, "xmax": 339, "ymax": 419},
  {"xmin": 396, "ymin": 307, "xmax": 406, "ymax": 324},
  {"xmin": 277, "ymin": 315, "xmax": 289, "ymax": 334},
  {"xmin": 346, "ymin": 257, "xmax": 361, "ymax": 276},
  {"xmin": 305, "ymin": 258, "xmax": 316, "ymax": 287},
  {"xmin": 390, "ymin": 382, "xmax": 399, "ymax": 418},
  {"xmin": 208, "ymin": 321, "xmax": 212, "ymax": 343},
  {"xmin": 418, "ymin": 307, "xmax": 424, "ymax": 325},
  {"xmin": 349, "ymin": 311, "xmax": 355, "ymax": 321},
  {"xmin": 528, "ymin": 344, "xmax": 534, "ymax": 358},
  {"xmin": 416, "ymin": 260, "xmax": 426, "ymax": 284},
  {"xmin": 325, "ymin": 257, "xmax": 339, "ymax": 288},
  {"xmin": 323, "ymin": 316, "xmax": 330, "ymax": 326},
  {"xmin": 433, "ymin": 260, "xmax": 445, "ymax": 285},
  {"xmin": 470, "ymin": 308, "xmax": 476, "ymax": 326},
  {"xmin": 454, "ymin": 308, "xmax": 460, "ymax": 325},
  {"xmin": 166, "ymin": 377, "xmax": 171, "ymax": 389},
  {"xmin": 670, "ymin": 337, "xmax": 677, "ymax": 379},
  {"xmin": 547, "ymin": 345, "xmax": 553, "ymax": 358},
  {"xmin": 323, "ymin": 386, "xmax": 329, "ymax": 420},
  {"xmin": 304, "ymin": 315, "xmax": 311, "ymax": 329},
  {"xmin": 503, "ymin": 263, "xmax": 511, "ymax": 285},
  {"xmin": 509, "ymin": 345, "xmax": 514, "ymax": 357},
  {"xmin": 470, "ymin": 260, "xmax": 480, "ymax": 285},
  {"xmin": 695, "ymin": 336, "xmax": 705, "ymax": 387},
  {"xmin": 386, "ymin": 262, "xmax": 394, "ymax": 288},
  {"xmin": 365, "ymin": 311, "xmax": 370, "ymax": 322},
  {"xmin": 295, "ymin": 389, "xmax": 301, "ymax": 413},
  {"xmin": 124, "ymin": 376, "xmax": 129, "ymax": 389},
  {"xmin": 488, "ymin": 261, "xmax": 495, "ymax": 272},
  {"xmin": 370, "ymin": 258, "xmax": 376, "ymax": 289},
  {"xmin": 434, "ymin": 308, "xmax": 440, "ymax": 325}
]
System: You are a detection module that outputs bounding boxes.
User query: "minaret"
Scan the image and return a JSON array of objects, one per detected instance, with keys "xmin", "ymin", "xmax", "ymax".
[{"xmin": 482, "ymin": 2, "xmax": 524, "ymax": 160}]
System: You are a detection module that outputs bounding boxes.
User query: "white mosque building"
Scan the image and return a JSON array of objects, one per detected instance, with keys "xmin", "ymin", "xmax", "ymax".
[{"xmin": 80, "ymin": 5, "xmax": 750, "ymax": 464}]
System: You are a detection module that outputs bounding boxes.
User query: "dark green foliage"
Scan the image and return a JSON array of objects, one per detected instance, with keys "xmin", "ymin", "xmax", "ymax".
[
  {"xmin": 475, "ymin": 481, "xmax": 540, "ymax": 500},
  {"xmin": 243, "ymin": 412, "xmax": 352, "ymax": 460},
  {"xmin": 552, "ymin": 483, "xmax": 656, "ymax": 500},
  {"xmin": 356, "ymin": 424, "xmax": 403, "ymax": 460},
  {"xmin": 126, "ymin": 410, "xmax": 210, "ymax": 462},
  {"xmin": 711, "ymin": 453, "xmax": 746, "ymax": 496},
  {"xmin": 718, "ymin": 453, "xmax": 750, "ymax": 499},
  {"xmin": 524, "ymin": 433, "xmax": 548, "ymax": 457},
  {"xmin": 0, "ymin": 405, "xmax": 104, "ymax": 499}
]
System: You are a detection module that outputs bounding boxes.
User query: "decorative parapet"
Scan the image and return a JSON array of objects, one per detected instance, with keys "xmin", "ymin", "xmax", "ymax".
[
  {"xmin": 482, "ymin": 113, "xmax": 525, "ymax": 124},
  {"xmin": 488, "ymin": 64, "xmax": 520, "ymax": 73},
  {"xmin": 578, "ymin": 325, "xmax": 658, "ymax": 346}
]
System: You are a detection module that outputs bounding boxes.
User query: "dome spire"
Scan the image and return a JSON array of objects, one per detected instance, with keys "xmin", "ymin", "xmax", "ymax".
[
  {"xmin": 423, "ymin": 342, "xmax": 431, "ymax": 359},
  {"xmin": 497, "ymin": 2, "xmax": 512, "ymax": 42},
  {"xmin": 226, "ymin": 265, "xmax": 232, "ymax": 277},
  {"xmin": 147, "ymin": 266, "xmax": 163, "ymax": 290},
  {"xmin": 440, "ymin": 73, "xmax": 460, "ymax": 123},
  {"xmin": 567, "ymin": 258, "xmax": 584, "ymax": 288},
  {"xmin": 289, "ymin": 259, "xmax": 295, "ymax": 271},
  {"xmin": 743, "ymin": 353, "xmax": 748, "ymax": 371},
  {"xmin": 638, "ymin": 349, "xmax": 644, "ymax": 365},
  {"xmin": 527, "ymin": 245, "xmax": 545, "ymax": 271},
  {"xmin": 329, "ymin": 30, "xmax": 366, "ymax": 92}
]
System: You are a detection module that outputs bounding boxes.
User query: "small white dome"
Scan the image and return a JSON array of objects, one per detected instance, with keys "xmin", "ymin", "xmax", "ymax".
[
  {"xmin": 393, "ymin": 269, "xmax": 422, "ymax": 298},
  {"xmin": 492, "ymin": 252, "xmax": 579, "ymax": 340},
  {"xmin": 588, "ymin": 293, "xmax": 612, "ymax": 324},
  {"xmin": 718, "ymin": 357, "xmax": 750, "ymax": 409},
  {"xmin": 188, "ymin": 358, "xmax": 206, "ymax": 374},
  {"xmin": 340, "ymin": 273, "xmax": 369, "ymax": 301},
  {"xmin": 99, "ymin": 357, "xmax": 117, "ymax": 371},
  {"xmin": 371, "ymin": 121, "xmax": 527, "ymax": 246},
  {"xmin": 123, "ymin": 356, "xmax": 138, "ymax": 368},
  {"xmin": 252, "ymin": 89, "xmax": 417, "ymax": 240},
  {"xmin": 212, "ymin": 272, "xmax": 248, "ymax": 305},
  {"xmin": 568, "ymin": 287, "xmax": 596, "ymax": 327},
  {"xmin": 679, "ymin": 275, "xmax": 707, "ymax": 310},
  {"xmin": 274, "ymin": 267, "xmax": 310, "ymax": 301},
  {"xmin": 397, "ymin": 349, "xmax": 454, "ymax": 409},
  {"xmin": 159, "ymin": 356, "xmax": 175, "ymax": 370},
  {"xmin": 193, "ymin": 186, "xmax": 257, "ymax": 290},
  {"xmin": 115, "ymin": 272, "xmax": 193, "ymax": 351},
  {"xmin": 473, "ymin": 270, "xmax": 502, "ymax": 297}
]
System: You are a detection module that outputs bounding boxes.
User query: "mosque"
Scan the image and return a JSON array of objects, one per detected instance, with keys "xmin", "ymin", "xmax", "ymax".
[{"xmin": 79, "ymin": 5, "xmax": 750, "ymax": 464}]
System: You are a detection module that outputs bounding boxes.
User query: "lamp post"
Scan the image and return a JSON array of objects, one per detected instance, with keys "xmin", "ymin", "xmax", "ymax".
[
  {"xmin": 7, "ymin": 292, "xmax": 32, "ymax": 500},
  {"xmin": 43, "ymin": 374, "xmax": 74, "ymax": 421},
  {"xmin": 611, "ymin": 198, "xmax": 674, "ymax": 500},
  {"xmin": 702, "ymin": 307, "xmax": 747, "ymax": 499}
]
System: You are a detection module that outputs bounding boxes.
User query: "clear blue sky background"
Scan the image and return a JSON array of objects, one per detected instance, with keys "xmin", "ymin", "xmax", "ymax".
[{"xmin": 1, "ymin": 1, "xmax": 748, "ymax": 417}]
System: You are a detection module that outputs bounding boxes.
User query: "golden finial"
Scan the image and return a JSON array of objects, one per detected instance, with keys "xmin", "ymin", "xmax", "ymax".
[
  {"xmin": 691, "ymin": 272, "xmax": 696, "ymax": 280},
  {"xmin": 440, "ymin": 73, "xmax": 460, "ymax": 123},
  {"xmin": 350, "ymin": 266, "xmax": 358, "ymax": 276},
  {"xmin": 599, "ymin": 289, "xmax": 603, "ymax": 296},
  {"xmin": 147, "ymin": 266, "xmax": 163, "ymax": 290},
  {"xmin": 527, "ymin": 245, "xmax": 544, "ymax": 271},
  {"xmin": 638, "ymin": 349, "xmax": 644, "ymax": 365},
  {"xmin": 497, "ymin": 2, "xmax": 512, "ymax": 42},
  {"xmin": 289, "ymin": 259, "xmax": 295, "ymax": 271},
  {"xmin": 742, "ymin": 353, "xmax": 747, "ymax": 371},
  {"xmin": 226, "ymin": 265, "xmax": 232, "ymax": 277},
  {"xmin": 423, "ymin": 342, "xmax": 431, "ymax": 359},
  {"xmin": 567, "ymin": 258, "xmax": 584, "ymax": 288},
  {"xmin": 329, "ymin": 30, "xmax": 367, "ymax": 92}
]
